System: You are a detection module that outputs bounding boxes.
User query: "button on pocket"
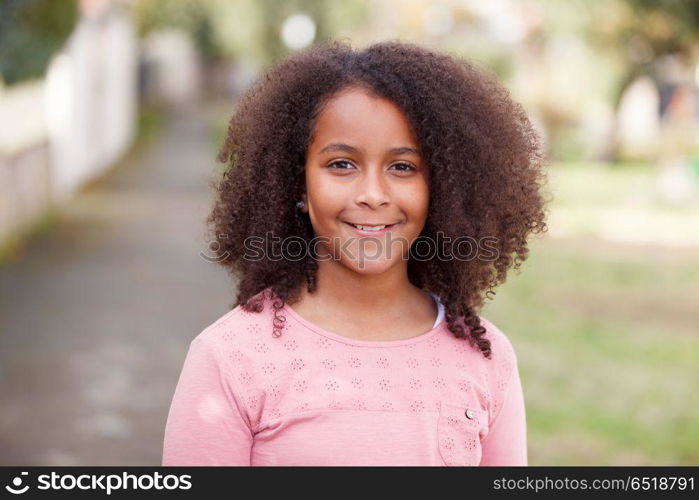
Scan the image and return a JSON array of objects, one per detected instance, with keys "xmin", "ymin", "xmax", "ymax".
[{"xmin": 437, "ymin": 401, "xmax": 488, "ymax": 466}]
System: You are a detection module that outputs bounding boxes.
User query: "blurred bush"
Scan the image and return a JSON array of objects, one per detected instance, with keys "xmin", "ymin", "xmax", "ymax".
[
  {"xmin": 134, "ymin": 0, "xmax": 222, "ymax": 61},
  {"xmin": 0, "ymin": 0, "xmax": 78, "ymax": 86}
]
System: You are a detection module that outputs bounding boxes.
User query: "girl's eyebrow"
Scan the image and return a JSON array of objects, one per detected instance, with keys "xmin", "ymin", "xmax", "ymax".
[{"xmin": 318, "ymin": 142, "xmax": 421, "ymax": 157}]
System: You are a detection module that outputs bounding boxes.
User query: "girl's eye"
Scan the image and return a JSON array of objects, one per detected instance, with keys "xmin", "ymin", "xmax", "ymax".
[
  {"xmin": 390, "ymin": 162, "xmax": 416, "ymax": 172},
  {"xmin": 327, "ymin": 161, "xmax": 416, "ymax": 172},
  {"xmin": 328, "ymin": 160, "xmax": 355, "ymax": 170}
]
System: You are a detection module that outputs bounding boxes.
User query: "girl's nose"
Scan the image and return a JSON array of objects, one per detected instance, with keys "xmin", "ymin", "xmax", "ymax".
[{"xmin": 353, "ymin": 166, "xmax": 390, "ymax": 208}]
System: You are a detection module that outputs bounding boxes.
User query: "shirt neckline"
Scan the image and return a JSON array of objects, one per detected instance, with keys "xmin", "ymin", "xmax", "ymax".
[
  {"xmin": 281, "ymin": 297, "xmax": 444, "ymax": 348},
  {"xmin": 430, "ymin": 291, "xmax": 445, "ymax": 328}
]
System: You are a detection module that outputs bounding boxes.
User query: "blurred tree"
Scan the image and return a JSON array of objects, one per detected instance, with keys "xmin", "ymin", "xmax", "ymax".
[
  {"xmin": 599, "ymin": 0, "xmax": 699, "ymax": 104},
  {"xmin": 0, "ymin": 0, "xmax": 78, "ymax": 86},
  {"xmin": 194, "ymin": 14, "xmax": 220, "ymax": 63},
  {"xmin": 134, "ymin": 0, "xmax": 223, "ymax": 60},
  {"xmin": 134, "ymin": 0, "xmax": 371, "ymax": 72},
  {"xmin": 587, "ymin": 0, "xmax": 699, "ymax": 160}
]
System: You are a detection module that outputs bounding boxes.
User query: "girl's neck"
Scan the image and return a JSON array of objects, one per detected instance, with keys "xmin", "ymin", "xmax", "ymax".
[
  {"xmin": 306, "ymin": 257, "xmax": 421, "ymax": 311},
  {"xmin": 288, "ymin": 259, "xmax": 437, "ymax": 341}
]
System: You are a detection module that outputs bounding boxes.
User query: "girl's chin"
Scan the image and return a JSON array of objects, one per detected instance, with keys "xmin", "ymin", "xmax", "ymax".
[{"xmin": 340, "ymin": 258, "xmax": 397, "ymax": 274}]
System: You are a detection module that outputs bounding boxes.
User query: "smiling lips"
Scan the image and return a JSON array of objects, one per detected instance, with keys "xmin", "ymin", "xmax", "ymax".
[{"xmin": 342, "ymin": 221, "xmax": 398, "ymax": 234}]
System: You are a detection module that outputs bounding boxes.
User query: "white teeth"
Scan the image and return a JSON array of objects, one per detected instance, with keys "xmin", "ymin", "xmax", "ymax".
[{"xmin": 351, "ymin": 223, "xmax": 386, "ymax": 231}]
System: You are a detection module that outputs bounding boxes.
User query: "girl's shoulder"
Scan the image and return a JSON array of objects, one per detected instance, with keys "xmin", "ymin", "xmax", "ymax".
[
  {"xmin": 193, "ymin": 288, "xmax": 276, "ymax": 346},
  {"xmin": 447, "ymin": 312, "xmax": 518, "ymax": 357},
  {"xmin": 478, "ymin": 316, "xmax": 518, "ymax": 359},
  {"xmin": 196, "ymin": 288, "xmax": 288, "ymax": 347},
  {"xmin": 472, "ymin": 315, "xmax": 521, "ymax": 389},
  {"xmin": 444, "ymin": 313, "xmax": 520, "ymax": 388}
]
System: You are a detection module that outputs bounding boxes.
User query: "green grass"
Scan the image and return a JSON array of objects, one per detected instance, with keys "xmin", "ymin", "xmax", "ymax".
[
  {"xmin": 134, "ymin": 103, "xmax": 165, "ymax": 149},
  {"xmin": 483, "ymin": 238, "xmax": 699, "ymax": 465},
  {"xmin": 0, "ymin": 209, "xmax": 60, "ymax": 266},
  {"xmin": 481, "ymin": 231, "xmax": 699, "ymax": 465}
]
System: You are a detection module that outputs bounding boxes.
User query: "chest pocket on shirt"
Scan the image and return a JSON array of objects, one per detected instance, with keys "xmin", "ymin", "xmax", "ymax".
[{"xmin": 437, "ymin": 401, "xmax": 488, "ymax": 466}]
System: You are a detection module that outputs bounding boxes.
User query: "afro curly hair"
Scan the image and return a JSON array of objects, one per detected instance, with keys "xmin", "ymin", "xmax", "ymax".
[{"xmin": 208, "ymin": 39, "xmax": 550, "ymax": 359}]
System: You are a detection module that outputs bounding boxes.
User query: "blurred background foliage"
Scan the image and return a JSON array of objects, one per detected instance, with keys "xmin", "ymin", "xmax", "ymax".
[
  {"xmin": 3, "ymin": 0, "xmax": 698, "ymax": 164},
  {"xmin": 128, "ymin": 0, "xmax": 699, "ymax": 164},
  {"xmin": 0, "ymin": 0, "xmax": 79, "ymax": 85}
]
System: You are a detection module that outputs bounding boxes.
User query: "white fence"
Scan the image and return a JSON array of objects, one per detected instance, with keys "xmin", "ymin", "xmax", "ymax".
[{"xmin": 0, "ymin": 5, "xmax": 137, "ymax": 251}]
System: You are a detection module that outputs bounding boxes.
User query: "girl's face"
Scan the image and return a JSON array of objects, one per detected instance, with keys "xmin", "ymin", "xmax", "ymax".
[{"xmin": 301, "ymin": 85, "xmax": 429, "ymax": 275}]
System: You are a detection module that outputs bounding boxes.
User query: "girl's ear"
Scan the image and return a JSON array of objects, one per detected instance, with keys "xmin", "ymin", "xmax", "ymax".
[{"xmin": 300, "ymin": 192, "xmax": 308, "ymax": 213}]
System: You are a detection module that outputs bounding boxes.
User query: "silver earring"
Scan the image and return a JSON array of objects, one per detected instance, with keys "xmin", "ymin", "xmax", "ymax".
[{"xmin": 296, "ymin": 200, "xmax": 305, "ymax": 209}]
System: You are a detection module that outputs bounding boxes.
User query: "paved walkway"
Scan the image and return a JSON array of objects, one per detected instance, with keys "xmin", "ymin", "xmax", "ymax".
[{"xmin": 0, "ymin": 102, "xmax": 235, "ymax": 465}]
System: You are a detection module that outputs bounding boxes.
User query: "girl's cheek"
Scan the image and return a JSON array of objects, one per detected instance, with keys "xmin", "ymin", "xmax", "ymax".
[{"xmin": 400, "ymin": 184, "xmax": 429, "ymax": 210}]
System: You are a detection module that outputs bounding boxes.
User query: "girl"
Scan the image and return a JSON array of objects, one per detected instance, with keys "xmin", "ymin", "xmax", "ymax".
[{"xmin": 162, "ymin": 39, "xmax": 548, "ymax": 466}]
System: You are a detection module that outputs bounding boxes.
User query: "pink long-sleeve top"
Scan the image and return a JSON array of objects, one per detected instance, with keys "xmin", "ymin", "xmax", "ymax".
[{"xmin": 162, "ymin": 287, "xmax": 528, "ymax": 466}]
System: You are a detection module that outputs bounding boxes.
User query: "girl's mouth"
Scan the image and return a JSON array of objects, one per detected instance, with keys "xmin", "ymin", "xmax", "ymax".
[{"xmin": 342, "ymin": 221, "xmax": 397, "ymax": 235}]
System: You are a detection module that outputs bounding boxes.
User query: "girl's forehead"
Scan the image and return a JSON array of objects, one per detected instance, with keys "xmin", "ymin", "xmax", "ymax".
[{"xmin": 309, "ymin": 88, "xmax": 420, "ymax": 153}]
